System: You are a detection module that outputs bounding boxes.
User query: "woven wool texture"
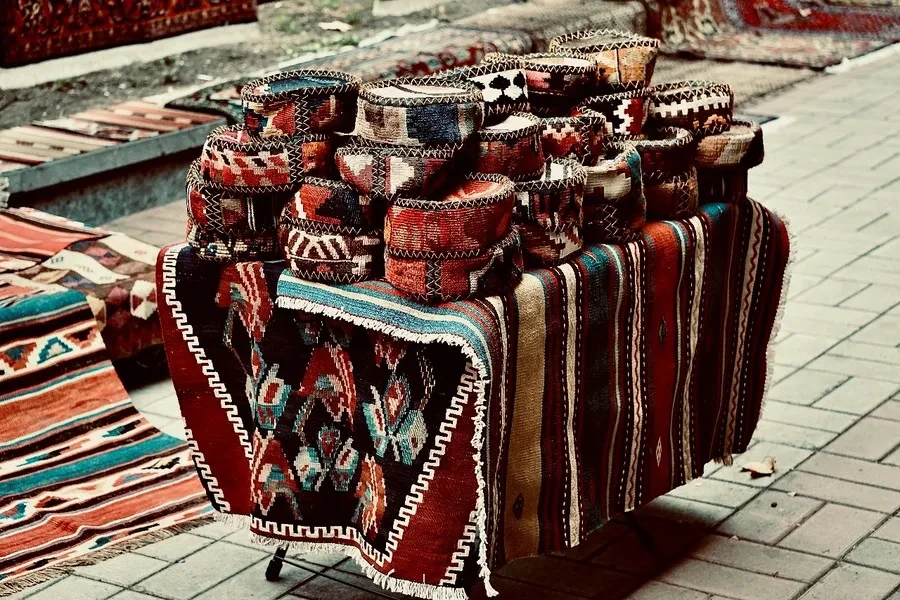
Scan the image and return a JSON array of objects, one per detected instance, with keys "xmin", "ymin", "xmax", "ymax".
[
  {"xmin": 539, "ymin": 114, "xmax": 606, "ymax": 165},
  {"xmin": 279, "ymin": 179, "xmax": 384, "ymax": 283},
  {"xmin": 549, "ymin": 29, "xmax": 660, "ymax": 90},
  {"xmin": 476, "ymin": 113, "xmax": 546, "ymax": 181},
  {"xmin": 186, "ymin": 160, "xmax": 286, "ymax": 236},
  {"xmin": 384, "ymin": 174, "xmax": 522, "ymax": 301},
  {"xmin": 514, "ymin": 158, "xmax": 586, "ymax": 265},
  {"xmin": 696, "ymin": 120, "xmax": 765, "ymax": 169},
  {"xmin": 697, "ymin": 169, "xmax": 749, "ymax": 204},
  {"xmin": 200, "ymin": 125, "xmax": 333, "ymax": 190},
  {"xmin": 241, "ymin": 70, "xmax": 361, "ymax": 138},
  {"xmin": 335, "ymin": 141, "xmax": 468, "ymax": 199},
  {"xmin": 284, "ymin": 177, "xmax": 381, "ymax": 229},
  {"xmin": 582, "ymin": 145, "xmax": 647, "ymax": 244},
  {"xmin": 187, "ymin": 219, "xmax": 280, "ymax": 261},
  {"xmin": 609, "ymin": 126, "xmax": 696, "ymax": 183},
  {"xmin": 0, "ymin": 286, "xmax": 209, "ymax": 593},
  {"xmin": 649, "ymin": 80, "xmax": 735, "ymax": 136},
  {"xmin": 576, "ymin": 88, "xmax": 650, "ymax": 136},
  {"xmin": 645, "ymin": 166, "xmax": 700, "ymax": 220},
  {"xmin": 519, "ymin": 53, "xmax": 599, "ymax": 117},
  {"xmin": 386, "ymin": 225, "xmax": 524, "ymax": 302},
  {"xmin": 279, "ymin": 220, "xmax": 384, "ymax": 283},
  {"xmin": 354, "ymin": 78, "xmax": 485, "ymax": 146},
  {"xmin": 438, "ymin": 58, "xmax": 531, "ymax": 120},
  {"xmin": 385, "ymin": 176, "xmax": 515, "ymax": 254}
]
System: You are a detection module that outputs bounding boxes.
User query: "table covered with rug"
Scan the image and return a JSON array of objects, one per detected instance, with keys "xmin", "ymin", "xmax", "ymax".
[{"xmin": 157, "ymin": 198, "xmax": 788, "ymax": 598}]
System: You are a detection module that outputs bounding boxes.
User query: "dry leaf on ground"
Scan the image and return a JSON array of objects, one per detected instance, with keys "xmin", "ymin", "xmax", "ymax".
[{"xmin": 741, "ymin": 455, "xmax": 776, "ymax": 477}]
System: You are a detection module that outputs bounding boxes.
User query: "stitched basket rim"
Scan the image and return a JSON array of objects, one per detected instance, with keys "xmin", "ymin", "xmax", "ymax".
[
  {"xmin": 516, "ymin": 157, "xmax": 587, "ymax": 192},
  {"xmin": 358, "ymin": 77, "xmax": 483, "ymax": 107},
  {"xmin": 336, "ymin": 139, "xmax": 467, "ymax": 159},
  {"xmin": 520, "ymin": 52, "xmax": 597, "ymax": 74},
  {"xmin": 204, "ymin": 125, "xmax": 330, "ymax": 152},
  {"xmin": 479, "ymin": 112, "xmax": 542, "ymax": 141},
  {"xmin": 549, "ymin": 29, "xmax": 660, "ymax": 53},
  {"xmin": 392, "ymin": 173, "xmax": 516, "ymax": 208},
  {"xmin": 387, "ymin": 225, "xmax": 521, "ymax": 261},
  {"xmin": 436, "ymin": 59, "xmax": 525, "ymax": 80},
  {"xmin": 187, "ymin": 159, "xmax": 288, "ymax": 199},
  {"xmin": 279, "ymin": 215, "xmax": 382, "ymax": 238},
  {"xmin": 241, "ymin": 69, "xmax": 362, "ymax": 104},
  {"xmin": 649, "ymin": 80, "xmax": 734, "ymax": 103}
]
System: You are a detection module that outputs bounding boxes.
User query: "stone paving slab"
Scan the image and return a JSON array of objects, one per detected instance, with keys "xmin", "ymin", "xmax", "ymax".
[{"xmin": 28, "ymin": 45, "xmax": 899, "ymax": 600}]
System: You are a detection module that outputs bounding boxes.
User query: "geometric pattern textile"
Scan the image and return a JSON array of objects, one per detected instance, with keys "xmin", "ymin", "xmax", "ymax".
[
  {"xmin": 157, "ymin": 199, "xmax": 789, "ymax": 599},
  {"xmin": 0, "ymin": 0, "xmax": 256, "ymax": 67},
  {"xmin": 0, "ymin": 284, "xmax": 210, "ymax": 595},
  {"xmin": 4, "ymin": 214, "xmax": 164, "ymax": 362},
  {"xmin": 548, "ymin": 29, "xmax": 660, "ymax": 90},
  {"xmin": 647, "ymin": 0, "xmax": 899, "ymax": 68},
  {"xmin": 241, "ymin": 70, "xmax": 361, "ymax": 139}
]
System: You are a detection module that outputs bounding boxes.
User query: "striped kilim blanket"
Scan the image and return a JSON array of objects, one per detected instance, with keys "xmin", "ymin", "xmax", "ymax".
[
  {"xmin": 0, "ymin": 282, "xmax": 210, "ymax": 595},
  {"xmin": 157, "ymin": 200, "xmax": 789, "ymax": 599}
]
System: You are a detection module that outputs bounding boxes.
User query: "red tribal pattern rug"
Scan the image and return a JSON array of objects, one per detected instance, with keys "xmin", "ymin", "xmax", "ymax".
[
  {"xmin": 0, "ymin": 208, "xmax": 163, "ymax": 362},
  {"xmin": 0, "ymin": 282, "xmax": 210, "ymax": 595},
  {"xmin": 0, "ymin": 0, "xmax": 257, "ymax": 67},
  {"xmin": 647, "ymin": 0, "xmax": 899, "ymax": 68},
  {"xmin": 158, "ymin": 199, "xmax": 789, "ymax": 599}
]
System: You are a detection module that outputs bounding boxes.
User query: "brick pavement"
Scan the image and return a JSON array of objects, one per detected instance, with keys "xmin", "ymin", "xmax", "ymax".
[{"xmin": 22, "ymin": 50, "xmax": 900, "ymax": 600}]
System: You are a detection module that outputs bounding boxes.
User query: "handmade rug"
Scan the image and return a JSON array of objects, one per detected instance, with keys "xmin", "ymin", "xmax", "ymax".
[
  {"xmin": 647, "ymin": 0, "xmax": 899, "ymax": 68},
  {"xmin": 454, "ymin": 0, "xmax": 647, "ymax": 51},
  {"xmin": 652, "ymin": 55, "xmax": 818, "ymax": 106},
  {"xmin": 0, "ymin": 208, "xmax": 104, "ymax": 273},
  {"xmin": 158, "ymin": 199, "xmax": 789, "ymax": 599},
  {"xmin": 0, "ymin": 281, "xmax": 210, "ymax": 596},
  {"xmin": 0, "ymin": 0, "xmax": 257, "ymax": 67},
  {"xmin": 0, "ymin": 208, "xmax": 164, "ymax": 362},
  {"xmin": 167, "ymin": 26, "xmax": 532, "ymax": 123}
]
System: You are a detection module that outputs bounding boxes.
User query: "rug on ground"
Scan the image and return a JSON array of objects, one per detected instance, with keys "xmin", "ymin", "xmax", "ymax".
[
  {"xmin": 0, "ymin": 280, "xmax": 211, "ymax": 595},
  {"xmin": 158, "ymin": 199, "xmax": 789, "ymax": 599},
  {"xmin": 0, "ymin": 207, "xmax": 163, "ymax": 362},
  {"xmin": 647, "ymin": 0, "xmax": 900, "ymax": 68}
]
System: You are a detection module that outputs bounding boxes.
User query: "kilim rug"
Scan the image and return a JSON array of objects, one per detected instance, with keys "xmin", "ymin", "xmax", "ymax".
[
  {"xmin": 647, "ymin": 0, "xmax": 899, "ymax": 68},
  {"xmin": 454, "ymin": 0, "xmax": 647, "ymax": 51},
  {"xmin": 158, "ymin": 200, "xmax": 789, "ymax": 599},
  {"xmin": 652, "ymin": 55, "xmax": 818, "ymax": 105},
  {"xmin": 0, "ymin": 208, "xmax": 163, "ymax": 362},
  {"xmin": 0, "ymin": 0, "xmax": 257, "ymax": 67},
  {"xmin": 166, "ymin": 26, "xmax": 532, "ymax": 122},
  {"xmin": 0, "ymin": 280, "xmax": 211, "ymax": 596}
]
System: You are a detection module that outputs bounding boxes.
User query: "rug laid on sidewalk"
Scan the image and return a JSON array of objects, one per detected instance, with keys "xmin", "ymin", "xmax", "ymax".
[
  {"xmin": 648, "ymin": 0, "xmax": 899, "ymax": 68},
  {"xmin": 0, "ymin": 207, "xmax": 164, "ymax": 362},
  {"xmin": 652, "ymin": 55, "xmax": 818, "ymax": 105},
  {"xmin": 0, "ymin": 0, "xmax": 257, "ymax": 67},
  {"xmin": 0, "ymin": 282, "xmax": 211, "ymax": 596}
]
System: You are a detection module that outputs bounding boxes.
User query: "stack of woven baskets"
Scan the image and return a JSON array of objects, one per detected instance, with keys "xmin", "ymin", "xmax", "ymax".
[{"xmin": 184, "ymin": 28, "xmax": 765, "ymax": 304}]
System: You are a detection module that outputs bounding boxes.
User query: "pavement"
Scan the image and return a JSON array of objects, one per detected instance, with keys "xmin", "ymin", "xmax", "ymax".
[{"xmin": 13, "ymin": 48, "xmax": 900, "ymax": 600}]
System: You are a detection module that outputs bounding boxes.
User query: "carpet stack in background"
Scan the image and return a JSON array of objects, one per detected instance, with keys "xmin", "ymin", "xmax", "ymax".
[{"xmin": 184, "ymin": 29, "xmax": 766, "ymax": 305}]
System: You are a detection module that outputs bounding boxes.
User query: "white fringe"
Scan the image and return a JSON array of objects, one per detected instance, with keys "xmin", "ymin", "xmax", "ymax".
[
  {"xmin": 213, "ymin": 511, "xmax": 253, "ymax": 529},
  {"xmin": 249, "ymin": 534, "xmax": 470, "ymax": 600},
  {"xmin": 276, "ymin": 294, "xmax": 497, "ymax": 597},
  {"xmin": 760, "ymin": 210, "xmax": 796, "ymax": 426}
]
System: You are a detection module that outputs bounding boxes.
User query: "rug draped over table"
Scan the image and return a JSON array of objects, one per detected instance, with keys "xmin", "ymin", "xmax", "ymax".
[
  {"xmin": 0, "ymin": 282, "xmax": 210, "ymax": 594},
  {"xmin": 647, "ymin": 0, "xmax": 900, "ymax": 68},
  {"xmin": 158, "ymin": 199, "xmax": 789, "ymax": 598}
]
